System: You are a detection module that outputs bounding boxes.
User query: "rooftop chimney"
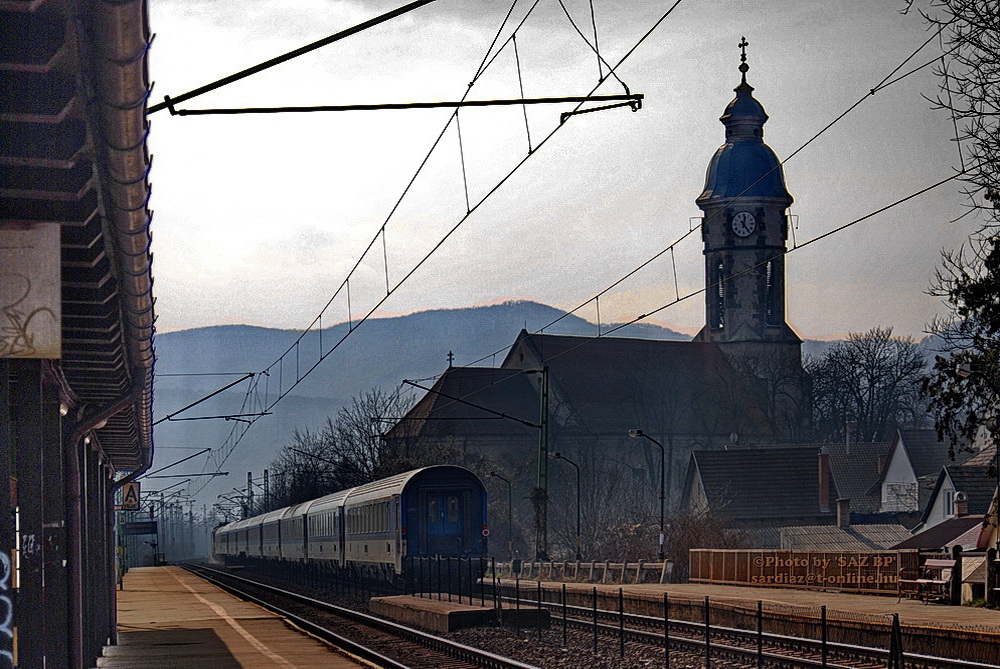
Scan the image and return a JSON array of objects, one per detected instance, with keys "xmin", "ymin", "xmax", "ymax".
[
  {"xmin": 837, "ymin": 498, "xmax": 851, "ymax": 528},
  {"xmin": 876, "ymin": 455, "xmax": 886, "ymax": 475},
  {"xmin": 819, "ymin": 446, "xmax": 831, "ymax": 513},
  {"xmin": 954, "ymin": 491, "xmax": 969, "ymax": 517}
]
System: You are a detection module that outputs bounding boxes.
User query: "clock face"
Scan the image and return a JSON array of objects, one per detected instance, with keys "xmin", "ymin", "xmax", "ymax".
[{"xmin": 732, "ymin": 211, "xmax": 757, "ymax": 237}]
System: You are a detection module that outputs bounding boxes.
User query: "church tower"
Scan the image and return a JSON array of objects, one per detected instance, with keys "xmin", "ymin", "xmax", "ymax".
[
  {"xmin": 693, "ymin": 38, "xmax": 801, "ymax": 364},
  {"xmin": 693, "ymin": 39, "xmax": 808, "ymax": 439}
]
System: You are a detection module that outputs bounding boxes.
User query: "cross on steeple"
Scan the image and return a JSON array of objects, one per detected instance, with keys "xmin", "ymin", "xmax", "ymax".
[
  {"xmin": 447, "ymin": 350, "xmax": 454, "ymax": 368},
  {"xmin": 738, "ymin": 36, "xmax": 750, "ymax": 84}
]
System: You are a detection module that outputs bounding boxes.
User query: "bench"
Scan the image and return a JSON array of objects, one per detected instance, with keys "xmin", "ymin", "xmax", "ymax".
[{"xmin": 897, "ymin": 558, "xmax": 955, "ymax": 604}]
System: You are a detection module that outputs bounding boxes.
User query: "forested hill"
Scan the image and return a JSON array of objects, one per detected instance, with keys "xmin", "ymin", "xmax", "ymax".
[{"xmin": 151, "ymin": 301, "xmax": 687, "ymax": 493}]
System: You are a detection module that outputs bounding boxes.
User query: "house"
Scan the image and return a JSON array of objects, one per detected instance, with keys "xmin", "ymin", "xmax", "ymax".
[
  {"xmin": 680, "ymin": 446, "xmax": 838, "ymax": 527},
  {"xmin": 913, "ymin": 462, "xmax": 996, "ymax": 532},
  {"xmin": 825, "ymin": 439, "xmax": 893, "ymax": 515},
  {"xmin": 777, "ymin": 524, "xmax": 911, "ymax": 551},
  {"xmin": 871, "ymin": 429, "xmax": 971, "ymax": 515}
]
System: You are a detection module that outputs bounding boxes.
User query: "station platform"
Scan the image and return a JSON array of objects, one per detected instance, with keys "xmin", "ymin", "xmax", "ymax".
[
  {"xmin": 99, "ymin": 566, "xmax": 367, "ymax": 668},
  {"xmin": 500, "ymin": 579, "xmax": 1000, "ymax": 631}
]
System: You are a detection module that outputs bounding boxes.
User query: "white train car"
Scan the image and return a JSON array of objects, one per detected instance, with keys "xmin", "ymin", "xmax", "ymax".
[
  {"xmin": 212, "ymin": 466, "xmax": 487, "ymax": 578},
  {"xmin": 260, "ymin": 507, "xmax": 290, "ymax": 560},
  {"xmin": 278, "ymin": 499, "xmax": 314, "ymax": 562},
  {"xmin": 306, "ymin": 488, "xmax": 353, "ymax": 566}
]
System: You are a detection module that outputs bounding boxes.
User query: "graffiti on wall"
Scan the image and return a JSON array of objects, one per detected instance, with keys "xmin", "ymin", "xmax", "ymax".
[{"xmin": 1, "ymin": 550, "xmax": 13, "ymax": 666}]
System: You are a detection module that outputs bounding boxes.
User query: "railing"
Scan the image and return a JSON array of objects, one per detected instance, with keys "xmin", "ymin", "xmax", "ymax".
[{"xmin": 490, "ymin": 559, "xmax": 673, "ymax": 584}]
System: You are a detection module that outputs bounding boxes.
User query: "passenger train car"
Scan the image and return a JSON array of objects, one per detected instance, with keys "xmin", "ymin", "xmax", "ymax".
[{"xmin": 213, "ymin": 465, "xmax": 487, "ymax": 576}]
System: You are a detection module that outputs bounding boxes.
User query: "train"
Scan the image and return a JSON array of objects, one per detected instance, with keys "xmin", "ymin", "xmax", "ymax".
[{"xmin": 212, "ymin": 465, "xmax": 488, "ymax": 577}]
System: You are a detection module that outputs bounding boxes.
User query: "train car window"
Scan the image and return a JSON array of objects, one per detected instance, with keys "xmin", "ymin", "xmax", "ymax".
[
  {"xmin": 428, "ymin": 497, "xmax": 438, "ymax": 524},
  {"xmin": 448, "ymin": 495, "xmax": 459, "ymax": 523}
]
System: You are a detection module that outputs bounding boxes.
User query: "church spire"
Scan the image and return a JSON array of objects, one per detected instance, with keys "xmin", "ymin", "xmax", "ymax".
[{"xmin": 738, "ymin": 36, "xmax": 750, "ymax": 88}]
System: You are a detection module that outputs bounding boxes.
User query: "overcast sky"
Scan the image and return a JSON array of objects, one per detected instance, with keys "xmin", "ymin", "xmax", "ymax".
[{"xmin": 148, "ymin": 0, "xmax": 976, "ymax": 341}]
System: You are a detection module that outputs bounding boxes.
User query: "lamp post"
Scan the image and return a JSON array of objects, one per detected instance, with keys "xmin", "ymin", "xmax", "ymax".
[
  {"xmin": 549, "ymin": 453, "xmax": 582, "ymax": 561},
  {"xmin": 955, "ymin": 362, "xmax": 1000, "ymax": 550},
  {"xmin": 629, "ymin": 429, "xmax": 665, "ymax": 560},
  {"xmin": 489, "ymin": 472, "xmax": 514, "ymax": 560},
  {"xmin": 524, "ymin": 367, "xmax": 550, "ymax": 560}
]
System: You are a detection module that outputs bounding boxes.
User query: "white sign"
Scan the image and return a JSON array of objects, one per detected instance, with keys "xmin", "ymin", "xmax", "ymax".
[{"xmin": 0, "ymin": 225, "xmax": 61, "ymax": 358}]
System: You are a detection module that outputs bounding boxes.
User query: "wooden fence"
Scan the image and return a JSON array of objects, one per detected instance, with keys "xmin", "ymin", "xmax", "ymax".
[{"xmin": 689, "ymin": 549, "xmax": 921, "ymax": 594}]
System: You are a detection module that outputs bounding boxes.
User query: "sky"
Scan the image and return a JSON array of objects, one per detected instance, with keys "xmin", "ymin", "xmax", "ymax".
[{"xmin": 147, "ymin": 0, "xmax": 978, "ymax": 341}]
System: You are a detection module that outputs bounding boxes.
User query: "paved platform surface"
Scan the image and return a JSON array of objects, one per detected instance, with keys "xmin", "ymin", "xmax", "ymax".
[
  {"xmin": 506, "ymin": 579, "xmax": 1000, "ymax": 631},
  {"xmin": 99, "ymin": 566, "xmax": 367, "ymax": 668}
]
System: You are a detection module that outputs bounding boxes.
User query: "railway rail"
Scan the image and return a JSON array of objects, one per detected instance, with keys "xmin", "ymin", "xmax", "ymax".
[
  {"xmin": 497, "ymin": 590, "xmax": 1000, "ymax": 669},
  {"xmin": 181, "ymin": 563, "xmax": 539, "ymax": 669},
  {"xmin": 182, "ymin": 562, "xmax": 998, "ymax": 668}
]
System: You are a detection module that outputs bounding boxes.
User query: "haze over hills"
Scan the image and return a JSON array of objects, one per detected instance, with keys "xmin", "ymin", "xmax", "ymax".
[
  {"xmin": 151, "ymin": 300, "xmax": 930, "ymax": 504},
  {"xmin": 152, "ymin": 300, "xmax": 687, "ymax": 499}
]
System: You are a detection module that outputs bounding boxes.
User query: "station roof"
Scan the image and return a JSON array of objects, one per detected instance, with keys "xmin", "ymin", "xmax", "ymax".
[{"xmin": 1, "ymin": 0, "xmax": 155, "ymax": 472}]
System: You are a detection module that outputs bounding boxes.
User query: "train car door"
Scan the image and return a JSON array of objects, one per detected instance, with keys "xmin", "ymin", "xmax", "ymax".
[{"xmin": 421, "ymin": 491, "xmax": 464, "ymax": 554}]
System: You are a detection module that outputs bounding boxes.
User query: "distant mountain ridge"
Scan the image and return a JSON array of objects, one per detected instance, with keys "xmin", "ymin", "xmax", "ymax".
[
  {"xmin": 151, "ymin": 300, "xmax": 935, "ymax": 504},
  {"xmin": 152, "ymin": 300, "xmax": 687, "ymax": 500}
]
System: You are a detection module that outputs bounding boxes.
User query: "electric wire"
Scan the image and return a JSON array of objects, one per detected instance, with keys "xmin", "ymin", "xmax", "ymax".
[
  {"xmin": 191, "ymin": 0, "xmax": 657, "ymax": 494},
  {"xmin": 409, "ymin": 168, "xmax": 970, "ymax": 421},
  {"xmin": 451, "ymin": 20, "xmax": 959, "ymax": 371},
  {"xmin": 192, "ymin": 4, "xmax": 945, "ymax": 495}
]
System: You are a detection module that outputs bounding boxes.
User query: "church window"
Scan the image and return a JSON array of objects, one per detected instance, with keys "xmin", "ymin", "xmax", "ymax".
[
  {"xmin": 713, "ymin": 260, "xmax": 725, "ymax": 329},
  {"xmin": 765, "ymin": 259, "xmax": 782, "ymax": 326}
]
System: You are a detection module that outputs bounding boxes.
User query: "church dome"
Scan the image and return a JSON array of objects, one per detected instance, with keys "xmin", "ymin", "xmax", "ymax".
[{"xmin": 696, "ymin": 55, "xmax": 792, "ymax": 207}]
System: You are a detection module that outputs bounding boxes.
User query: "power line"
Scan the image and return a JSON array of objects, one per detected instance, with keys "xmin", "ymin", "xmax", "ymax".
[
  {"xmin": 148, "ymin": 0, "xmax": 439, "ymax": 114},
  {"xmin": 411, "ymin": 168, "xmax": 970, "ymax": 420},
  {"xmin": 452, "ymin": 23, "xmax": 958, "ymax": 372},
  {"xmin": 192, "ymin": 0, "xmax": 684, "ymax": 495}
]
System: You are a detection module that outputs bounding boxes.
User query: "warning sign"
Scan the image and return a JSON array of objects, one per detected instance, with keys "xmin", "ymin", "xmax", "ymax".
[{"xmin": 121, "ymin": 482, "xmax": 140, "ymax": 511}]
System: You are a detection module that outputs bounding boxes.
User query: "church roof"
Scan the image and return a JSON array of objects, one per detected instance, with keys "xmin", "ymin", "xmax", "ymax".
[
  {"xmin": 502, "ymin": 331, "xmax": 775, "ymax": 438},
  {"xmin": 386, "ymin": 366, "xmax": 538, "ymax": 440},
  {"xmin": 696, "ymin": 66, "xmax": 792, "ymax": 206}
]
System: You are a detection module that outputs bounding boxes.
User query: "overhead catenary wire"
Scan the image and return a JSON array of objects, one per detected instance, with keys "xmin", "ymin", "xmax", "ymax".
[
  {"xmin": 192, "ymin": 0, "xmax": 643, "ymax": 492},
  {"xmin": 412, "ymin": 167, "xmax": 971, "ymax": 421},
  {"xmin": 193, "ymin": 3, "xmax": 943, "ymax": 493},
  {"xmin": 452, "ymin": 21, "xmax": 961, "ymax": 372}
]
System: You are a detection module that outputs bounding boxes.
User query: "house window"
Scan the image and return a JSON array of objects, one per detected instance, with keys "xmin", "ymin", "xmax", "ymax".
[{"xmin": 944, "ymin": 490, "xmax": 955, "ymax": 517}]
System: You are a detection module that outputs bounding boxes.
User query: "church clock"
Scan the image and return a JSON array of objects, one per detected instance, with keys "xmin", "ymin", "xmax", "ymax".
[
  {"xmin": 692, "ymin": 37, "xmax": 800, "ymax": 358},
  {"xmin": 732, "ymin": 211, "xmax": 756, "ymax": 237}
]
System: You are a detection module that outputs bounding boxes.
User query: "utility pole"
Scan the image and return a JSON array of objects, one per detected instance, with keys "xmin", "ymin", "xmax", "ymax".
[
  {"xmin": 246, "ymin": 472, "xmax": 253, "ymax": 518},
  {"xmin": 263, "ymin": 469, "xmax": 269, "ymax": 510},
  {"xmin": 533, "ymin": 366, "xmax": 550, "ymax": 560}
]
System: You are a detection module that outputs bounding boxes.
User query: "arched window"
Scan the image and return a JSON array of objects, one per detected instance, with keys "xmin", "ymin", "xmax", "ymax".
[{"xmin": 713, "ymin": 260, "xmax": 725, "ymax": 329}]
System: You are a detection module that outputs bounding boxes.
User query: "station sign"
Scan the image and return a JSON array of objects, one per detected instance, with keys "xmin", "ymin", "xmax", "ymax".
[
  {"xmin": 124, "ymin": 521, "xmax": 158, "ymax": 536},
  {"xmin": 121, "ymin": 482, "xmax": 140, "ymax": 511}
]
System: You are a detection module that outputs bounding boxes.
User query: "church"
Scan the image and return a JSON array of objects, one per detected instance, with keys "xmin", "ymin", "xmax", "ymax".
[{"xmin": 384, "ymin": 43, "xmax": 812, "ymax": 557}]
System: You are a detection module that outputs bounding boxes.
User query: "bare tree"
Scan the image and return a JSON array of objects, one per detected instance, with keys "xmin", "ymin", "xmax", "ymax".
[
  {"xmin": 904, "ymin": 0, "xmax": 999, "ymax": 225},
  {"xmin": 266, "ymin": 387, "xmax": 416, "ymax": 509},
  {"xmin": 904, "ymin": 0, "xmax": 999, "ymax": 458},
  {"xmin": 807, "ymin": 327, "xmax": 928, "ymax": 442}
]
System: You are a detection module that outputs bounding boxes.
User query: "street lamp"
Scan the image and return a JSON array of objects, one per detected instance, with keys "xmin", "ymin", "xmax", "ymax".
[
  {"xmin": 549, "ymin": 453, "xmax": 582, "ymax": 561},
  {"xmin": 489, "ymin": 472, "xmax": 514, "ymax": 560},
  {"xmin": 629, "ymin": 429, "xmax": 665, "ymax": 560},
  {"xmin": 955, "ymin": 362, "xmax": 1000, "ymax": 551}
]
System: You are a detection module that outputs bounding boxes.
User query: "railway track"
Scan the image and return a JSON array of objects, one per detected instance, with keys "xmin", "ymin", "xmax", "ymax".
[
  {"xmin": 181, "ymin": 563, "xmax": 539, "ymax": 669},
  {"xmin": 497, "ymin": 592, "xmax": 1000, "ymax": 669},
  {"xmin": 182, "ymin": 563, "xmax": 998, "ymax": 668}
]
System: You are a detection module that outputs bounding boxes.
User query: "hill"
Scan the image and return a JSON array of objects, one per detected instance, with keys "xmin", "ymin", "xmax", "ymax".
[{"xmin": 151, "ymin": 301, "xmax": 687, "ymax": 502}]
